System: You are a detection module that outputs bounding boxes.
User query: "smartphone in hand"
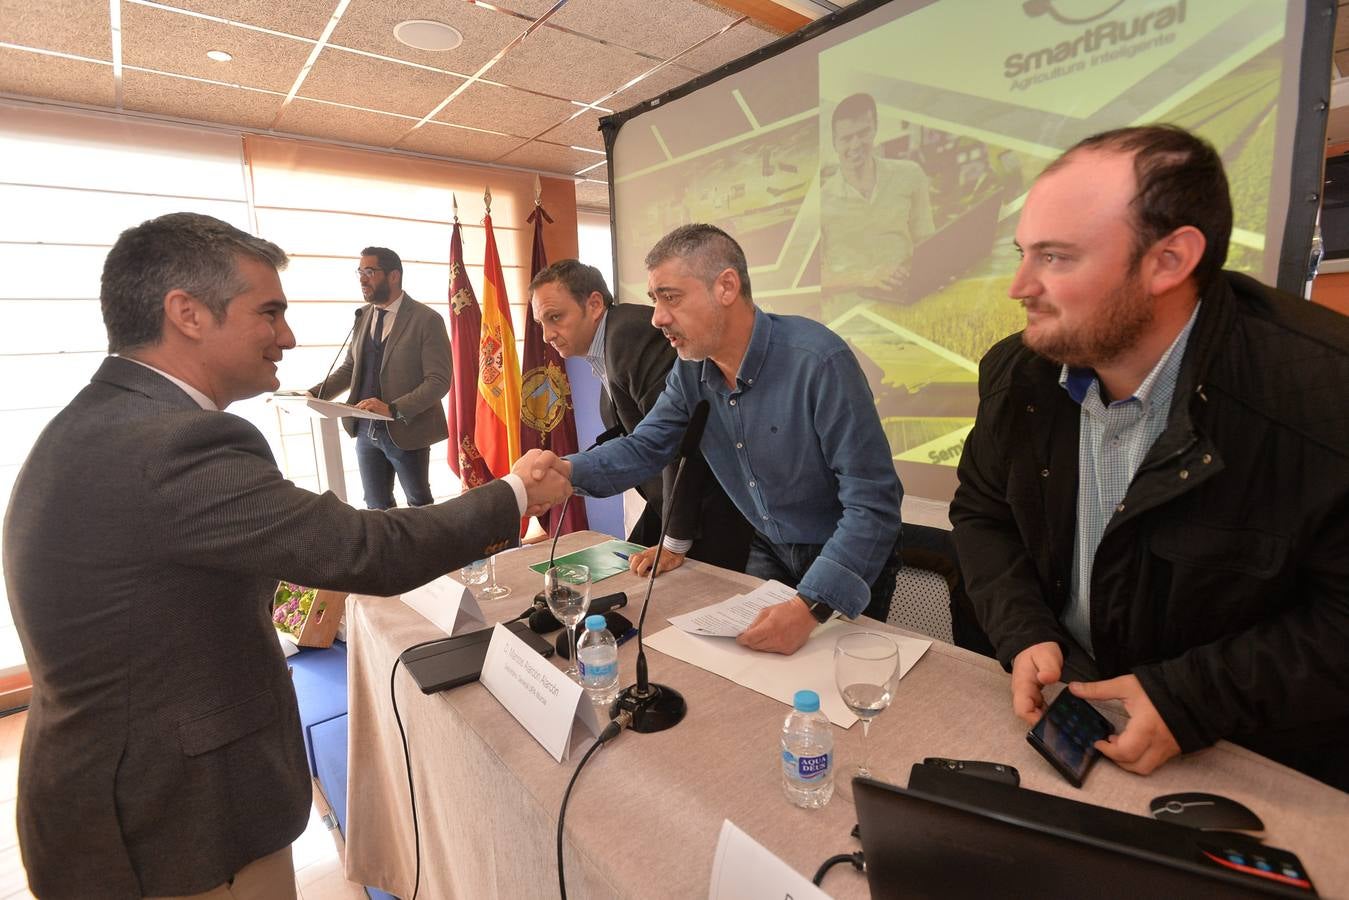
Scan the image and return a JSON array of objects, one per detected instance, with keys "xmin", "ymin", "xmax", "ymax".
[{"xmin": 1026, "ymin": 689, "xmax": 1115, "ymax": 788}]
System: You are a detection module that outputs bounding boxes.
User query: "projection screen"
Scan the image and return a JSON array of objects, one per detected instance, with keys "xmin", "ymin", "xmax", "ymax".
[{"xmin": 604, "ymin": 0, "xmax": 1333, "ymax": 500}]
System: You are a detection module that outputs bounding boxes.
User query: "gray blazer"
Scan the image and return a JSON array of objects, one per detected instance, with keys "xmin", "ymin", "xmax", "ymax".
[
  {"xmin": 311, "ymin": 293, "xmax": 452, "ymax": 449},
  {"xmin": 3, "ymin": 357, "xmax": 520, "ymax": 898}
]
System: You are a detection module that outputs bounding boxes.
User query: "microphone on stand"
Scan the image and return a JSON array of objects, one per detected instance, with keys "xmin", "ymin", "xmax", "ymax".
[
  {"xmin": 610, "ymin": 399, "xmax": 711, "ymax": 734},
  {"xmin": 313, "ymin": 306, "xmax": 365, "ymax": 401},
  {"xmin": 524, "ymin": 423, "xmax": 628, "ymax": 632}
]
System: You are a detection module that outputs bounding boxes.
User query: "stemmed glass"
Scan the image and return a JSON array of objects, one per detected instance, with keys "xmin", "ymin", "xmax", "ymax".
[
  {"xmin": 544, "ymin": 564, "xmax": 591, "ymax": 679},
  {"xmin": 459, "ymin": 558, "xmax": 489, "ymax": 587},
  {"xmin": 477, "ymin": 555, "xmax": 512, "ymax": 601},
  {"xmin": 834, "ymin": 633, "xmax": 900, "ymax": 783}
]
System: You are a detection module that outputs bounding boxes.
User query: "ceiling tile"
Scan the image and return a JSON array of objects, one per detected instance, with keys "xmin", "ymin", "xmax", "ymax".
[
  {"xmin": 393, "ymin": 121, "xmax": 525, "ymax": 163},
  {"xmin": 574, "ymin": 178, "xmax": 610, "ymax": 209},
  {"xmin": 675, "ymin": 19, "xmax": 780, "ymax": 74},
  {"xmin": 329, "ymin": 0, "xmax": 525, "ymax": 75},
  {"xmin": 607, "ymin": 64, "xmax": 702, "ymax": 111},
  {"xmin": 497, "ymin": 140, "xmax": 606, "ymax": 176},
  {"xmin": 300, "ymin": 48, "xmax": 463, "ymax": 119},
  {"xmin": 273, "ymin": 97, "xmax": 418, "ymax": 147},
  {"xmin": 0, "ymin": 0, "xmax": 111, "ymax": 59},
  {"xmin": 0, "ymin": 49, "xmax": 114, "ymax": 107},
  {"xmin": 489, "ymin": 27, "xmax": 650, "ymax": 102},
  {"xmin": 433, "ymin": 81, "xmax": 576, "ymax": 138},
  {"xmin": 585, "ymin": 163, "xmax": 609, "ymax": 183},
  {"xmin": 121, "ymin": 3, "xmax": 313, "ymax": 93},
  {"xmin": 539, "ymin": 110, "xmax": 605, "ymax": 151},
  {"xmin": 122, "ymin": 70, "xmax": 283, "ymax": 130},
  {"xmin": 546, "ymin": 0, "xmax": 735, "ymax": 60},
  {"xmin": 148, "ymin": 0, "xmax": 335, "ymax": 39}
]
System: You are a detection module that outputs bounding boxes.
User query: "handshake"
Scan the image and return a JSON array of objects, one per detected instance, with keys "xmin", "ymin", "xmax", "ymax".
[{"xmin": 510, "ymin": 449, "xmax": 574, "ymax": 518}]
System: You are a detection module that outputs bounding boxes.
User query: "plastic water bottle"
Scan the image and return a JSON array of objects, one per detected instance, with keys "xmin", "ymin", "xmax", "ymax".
[
  {"xmin": 781, "ymin": 689, "xmax": 834, "ymax": 808},
  {"xmin": 576, "ymin": 615, "xmax": 619, "ymax": 706}
]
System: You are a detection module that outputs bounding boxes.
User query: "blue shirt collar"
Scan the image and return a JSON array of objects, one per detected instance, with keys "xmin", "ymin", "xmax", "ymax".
[
  {"xmin": 1059, "ymin": 302, "xmax": 1202, "ymax": 411},
  {"xmin": 702, "ymin": 306, "xmax": 770, "ymax": 392}
]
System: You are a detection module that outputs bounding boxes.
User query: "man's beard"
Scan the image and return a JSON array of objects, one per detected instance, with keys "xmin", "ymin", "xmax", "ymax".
[
  {"xmin": 370, "ymin": 281, "xmax": 390, "ymax": 305},
  {"xmin": 1022, "ymin": 269, "xmax": 1153, "ymax": 368}
]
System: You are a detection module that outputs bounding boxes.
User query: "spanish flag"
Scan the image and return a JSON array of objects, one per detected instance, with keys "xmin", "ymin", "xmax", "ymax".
[{"xmin": 473, "ymin": 200, "xmax": 521, "ymax": 478}]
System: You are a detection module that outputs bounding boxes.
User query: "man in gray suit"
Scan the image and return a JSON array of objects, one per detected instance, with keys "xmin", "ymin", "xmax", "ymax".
[
  {"xmin": 529, "ymin": 259, "xmax": 752, "ymax": 573},
  {"xmin": 2, "ymin": 213, "xmax": 569, "ymax": 899},
  {"xmin": 310, "ymin": 247, "xmax": 449, "ymax": 509}
]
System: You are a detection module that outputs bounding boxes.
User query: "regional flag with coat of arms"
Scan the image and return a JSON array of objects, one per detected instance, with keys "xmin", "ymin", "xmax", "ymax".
[
  {"xmin": 474, "ymin": 191, "xmax": 521, "ymax": 478},
  {"xmin": 520, "ymin": 199, "xmax": 587, "ymax": 535},
  {"xmin": 445, "ymin": 203, "xmax": 493, "ymax": 489}
]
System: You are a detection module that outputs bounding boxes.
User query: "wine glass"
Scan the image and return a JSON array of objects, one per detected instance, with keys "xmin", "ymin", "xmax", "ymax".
[
  {"xmin": 834, "ymin": 633, "xmax": 900, "ymax": 783},
  {"xmin": 460, "ymin": 558, "xmax": 489, "ymax": 587},
  {"xmin": 544, "ymin": 564, "xmax": 591, "ymax": 679},
  {"xmin": 477, "ymin": 555, "xmax": 512, "ymax": 601}
]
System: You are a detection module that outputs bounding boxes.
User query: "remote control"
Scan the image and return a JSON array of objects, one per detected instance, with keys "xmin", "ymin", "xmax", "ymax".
[{"xmin": 922, "ymin": 757, "xmax": 1021, "ymax": 787}]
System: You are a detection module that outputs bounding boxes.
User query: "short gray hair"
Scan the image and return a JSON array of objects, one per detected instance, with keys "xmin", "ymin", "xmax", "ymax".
[
  {"xmin": 644, "ymin": 224, "xmax": 753, "ymax": 302},
  {"xmin": 101, "ymin": 212, "xmax": 288, "ymax": 353}
]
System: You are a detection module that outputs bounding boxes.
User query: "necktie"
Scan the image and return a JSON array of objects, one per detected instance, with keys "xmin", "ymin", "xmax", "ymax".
[{"xmin": 373, "ymin": 308, "xmax": 387, "ymax": 345}]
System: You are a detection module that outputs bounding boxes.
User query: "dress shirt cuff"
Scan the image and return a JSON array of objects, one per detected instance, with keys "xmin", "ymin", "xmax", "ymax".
[
  {"xmin": 502, "ymin": 473, "xmax": 527, "ymax": 516},
  {"xmin": 796, "ymin": 555, "xmax": 871, "ymax": 619},
  {"xmin": 662, "ymin": 536, "xmax": 693, "ymax": 555}
]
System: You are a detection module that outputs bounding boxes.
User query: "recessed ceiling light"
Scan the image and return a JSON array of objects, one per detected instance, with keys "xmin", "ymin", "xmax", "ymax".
[
  {"xmin": 206, "ymin": 49, "xmax": 233, "ymax": 62},
  {"xmin": 394, "ymin": 20, "xmax": 463, "ymax": 52}
]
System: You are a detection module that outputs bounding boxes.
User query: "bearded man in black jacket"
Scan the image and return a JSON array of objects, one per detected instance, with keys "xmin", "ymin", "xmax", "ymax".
[{"xmin": 951, "ymin": 125, "xmax": 1349, "ymax": 790}]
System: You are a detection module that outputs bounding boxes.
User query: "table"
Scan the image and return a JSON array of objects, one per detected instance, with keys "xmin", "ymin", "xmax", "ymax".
[{"xmin": 343, "ymin": 532, "xmax": 1349, "ymax": 898}]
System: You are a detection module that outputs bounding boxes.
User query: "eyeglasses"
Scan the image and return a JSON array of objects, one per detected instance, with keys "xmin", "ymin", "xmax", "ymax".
[{"xmin": 355, "ymin": 267, "xmax": 386, "ymax": 278}]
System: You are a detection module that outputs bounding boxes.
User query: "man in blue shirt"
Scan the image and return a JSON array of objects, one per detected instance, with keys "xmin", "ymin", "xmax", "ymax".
[{"xmin": 561, "ymin": 224, "xmax": 903, "ymax": 655}]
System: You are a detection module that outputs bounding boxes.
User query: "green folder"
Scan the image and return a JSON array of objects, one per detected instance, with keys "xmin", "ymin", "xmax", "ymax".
[{"xmin": 528, "ymin": 539, "xmax": 647, "ymax": 582}]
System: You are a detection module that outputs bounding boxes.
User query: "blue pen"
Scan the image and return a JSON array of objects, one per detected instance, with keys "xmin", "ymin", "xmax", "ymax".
[{"xmin": 613, "ymin": 551, "xmax": 630, "ymax": 561}]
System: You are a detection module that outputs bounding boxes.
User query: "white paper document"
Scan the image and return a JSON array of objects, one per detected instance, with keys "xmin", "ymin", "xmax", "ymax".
[
  {"xmin": 667, "ymin": 579, "xmax": 797, "ymax": 636},
  {"xmin": 708, "ymin": 820, "xmax": 832, "ymax": 900},
  {"xmin": 479, "ymin": 624, "xmax": 602, "ymax": 762},
  {"xmin": 646, "ymin": 619, "xmax": 931, "ymax": 728},
  {"xmin": 270, "ymin": 393, "xmax": 393, "ymax": 421},
  {"xmin": 399, "ymin": 576, "xmax": 484, "ymax": 636}
]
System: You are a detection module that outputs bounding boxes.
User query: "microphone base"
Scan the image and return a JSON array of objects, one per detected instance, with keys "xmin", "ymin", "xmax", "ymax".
[{"xmin": 611, "ymin": 682, "xmax": 686, "ymax": 734}]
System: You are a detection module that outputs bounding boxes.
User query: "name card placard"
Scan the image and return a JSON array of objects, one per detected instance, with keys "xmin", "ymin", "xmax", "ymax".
[
  {"xmin": 479, "ymin": 623, "xmax": 601, "ymax": 762},
  {"xmin": 400, "ymin": 575, "xmax": 485, "ymax": 636},
  {"xmin": 709, "ymin": 820, "xmax": 832, "ymax": 900}
]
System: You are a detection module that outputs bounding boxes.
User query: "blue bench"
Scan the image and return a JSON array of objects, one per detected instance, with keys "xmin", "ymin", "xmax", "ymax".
[{"xmin": 288, "ymin": 643, "xmax": 398, "ymax": 900}]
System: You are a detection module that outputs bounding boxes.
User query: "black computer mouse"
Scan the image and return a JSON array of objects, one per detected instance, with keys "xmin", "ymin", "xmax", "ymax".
[{"xmin": 1149, "ymin": 792, "xmax": 1265, "ymax": 832}]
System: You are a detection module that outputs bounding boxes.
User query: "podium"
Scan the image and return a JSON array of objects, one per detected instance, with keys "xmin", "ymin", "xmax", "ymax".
[{"xmin": 270, "ymin": 394, "xmax": 392, "ymax": 503}]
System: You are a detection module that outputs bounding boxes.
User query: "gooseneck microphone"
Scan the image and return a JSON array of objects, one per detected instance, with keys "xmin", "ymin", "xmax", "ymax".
[
  {"xmin": 525, "ymin": 422, "xmax": 629, "ymax": 632},
  {"xmin": 314, "ymin": 306, "xmax": 365, "ymax": 401},
  {"xmin": 611, "ymin": 399, "xmax": 711, "ymax": 733}
]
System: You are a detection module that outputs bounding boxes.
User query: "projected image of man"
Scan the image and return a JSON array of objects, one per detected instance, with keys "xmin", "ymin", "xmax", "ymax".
[
  {"xmin": 528, "ymin": 259, "xmax": 752, "ymax": 573},
  {"xmin": 560, "ymin": 225, "xmax": 904, "ymax": 656},
  {"xmin": 821, "ymin": 92, "xmax": 934, "ymax": 297},
  {"xmin": 950, "ymin": 125, "xmax": 1349, "ymax": 789}
]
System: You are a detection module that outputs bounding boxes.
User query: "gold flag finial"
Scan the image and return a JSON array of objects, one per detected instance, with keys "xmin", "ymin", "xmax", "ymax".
[
  {"xmin": 533, "ymin": 174, "xmax": 542, "ymax": 207},
  {"xmin": 483, "ymin": 185, "xmax": 492, "ymax": 215},
  {"xmin": 452, "ymin": 193, "xmax": 459, "ymax": 223}
]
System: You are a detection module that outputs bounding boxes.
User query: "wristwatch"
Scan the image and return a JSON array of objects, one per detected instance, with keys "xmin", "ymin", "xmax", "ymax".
[
  {"xmin": 805, "ymin": 599, "xmax": 835, "ymax": 624},
  {"xmin": 388, "ymin": 402, "xmax": 403, "ymax": 423}
]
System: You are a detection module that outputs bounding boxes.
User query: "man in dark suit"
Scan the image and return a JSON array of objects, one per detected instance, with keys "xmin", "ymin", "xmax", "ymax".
[
  {"xmin": 2, "ymin": 213, "xmax": 570, "ymax": 899},
  {"xmin": 529, "ymin": 259, "xmax": 752, "ymax": 573},
  {"xmin": 309, "ymin": 247, "xmax": 450, "ymax": 509}
]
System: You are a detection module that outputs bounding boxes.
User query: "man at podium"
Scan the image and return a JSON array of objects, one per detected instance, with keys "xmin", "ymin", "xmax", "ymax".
[{"xmin": 309, "ymin": 246, "xmax": 452, "ymax": 509}]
